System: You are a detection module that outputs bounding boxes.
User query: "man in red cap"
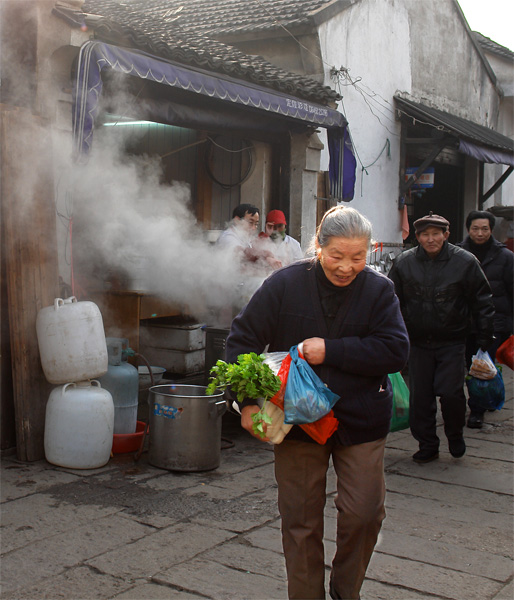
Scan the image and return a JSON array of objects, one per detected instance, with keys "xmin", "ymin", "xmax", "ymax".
[
  {"xmin": 262, "ymin": 209, "xmax": 303, "ymax": 267},
  {"xmin": 389, "ymin": 212, "xmax": 494, "ymax": 464}
]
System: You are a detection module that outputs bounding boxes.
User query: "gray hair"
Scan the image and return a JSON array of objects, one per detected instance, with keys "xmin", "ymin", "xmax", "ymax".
[{"xmin": 314, "ymin": 206, "xmax": 372, "ymax": 249}]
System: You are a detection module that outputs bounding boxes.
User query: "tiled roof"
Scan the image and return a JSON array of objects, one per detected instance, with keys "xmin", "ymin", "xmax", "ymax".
[
  {"xmin": 473, "ymin": 32, "xmax": 514, "ymax": 61},
  {"xmin": 71, "ymin": 0, "xmax": 341, "ymax": 104},
  {"xmin": 127, "ymin": 0, "xmax": 335, "ymax": 37}
]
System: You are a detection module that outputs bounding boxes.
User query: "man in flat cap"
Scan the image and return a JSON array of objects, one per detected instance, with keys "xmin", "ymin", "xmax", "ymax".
[{"xmin": 389, "ymin": 212, "xmax": 494, "ymax": 463}]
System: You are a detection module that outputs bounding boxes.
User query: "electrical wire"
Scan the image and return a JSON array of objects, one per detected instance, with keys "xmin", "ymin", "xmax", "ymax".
[
  {"xmin": 251, "ymin": 1, "xmax": 450, "ymax": 142},
  {"xmin": 250, "ymin": 0, "xmax": 404, "ymax": 139}
]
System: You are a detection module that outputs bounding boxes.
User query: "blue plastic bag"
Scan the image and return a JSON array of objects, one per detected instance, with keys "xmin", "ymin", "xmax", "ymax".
[
  {"xmin": 388, "ymin": 372, "xmax": 410, "ymax": 432},
  {"xmin": 465, "ymin": 367, "xmax": 505, "ymax": 411},
  {"xmin": 283, "ymin": 346, "xmax": 340, "ymax": 425}
]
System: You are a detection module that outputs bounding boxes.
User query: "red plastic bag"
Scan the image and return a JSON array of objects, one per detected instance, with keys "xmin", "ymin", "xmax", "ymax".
[
  {"xmin": 496, "ymin": 335, "xmax": 514, "ymax": 370},
  {"xmin": 270, "ymin": 353, "xmax": 339, "ymax": 444}
]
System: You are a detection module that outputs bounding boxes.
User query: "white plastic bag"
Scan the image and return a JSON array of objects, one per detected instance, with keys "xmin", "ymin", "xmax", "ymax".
[
  {"xmin": 262, "ymin": 351, "xmax": 289, "ymax": 375},
  {"xmin": 469, "ymin": 349, "xmax": 497, "ymax": 380}
]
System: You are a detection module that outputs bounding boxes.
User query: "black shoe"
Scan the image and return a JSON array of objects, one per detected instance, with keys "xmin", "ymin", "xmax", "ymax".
[
  {"xmin": 448, "ymin": 438, "xmax": 466, "ymax": 458},
  {"xmin": 412, "ymin": 449, "xmax": 439, "ymax": 463},
  {"xmin": 467, "ymin": 413, "xmax": 483, "ymax": 429}
]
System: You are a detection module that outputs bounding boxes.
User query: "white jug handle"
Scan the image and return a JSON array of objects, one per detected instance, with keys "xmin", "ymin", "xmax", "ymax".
[
  {"xmin": 54, "ymin": 298, "xmax": 64, "ymax": 309},
  {"xmin": 62, "ymin": 382, "xmax": 76, "ymax": 395},
  {"xmin": 63, "ymin": 296, "xmax": 77, "ymax": 304},
  {"xmin": 90, "ymin": 380, "xmax": 101, "ymax": 388}
]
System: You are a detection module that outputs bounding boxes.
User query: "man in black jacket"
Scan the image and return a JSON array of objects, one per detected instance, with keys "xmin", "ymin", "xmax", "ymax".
[
  {"xmin": 459, "ymin": 210, "xmax": 513, "ymax": 428},
  {"xmin": 389, "ymin": 212, "xmax": 494, "ymax": 463}
]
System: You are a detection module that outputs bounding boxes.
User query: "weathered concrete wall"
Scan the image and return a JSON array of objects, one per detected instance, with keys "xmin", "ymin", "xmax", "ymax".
[{"xmin": 403, "ymin": 0, "xmax": 500, "ymax": 125}]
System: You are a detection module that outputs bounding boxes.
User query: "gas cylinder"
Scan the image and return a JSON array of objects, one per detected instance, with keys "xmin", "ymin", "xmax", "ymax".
[
  {"xmin": 98, "ymin": 338, "xmax": 139, "ymax": 434},
  {"xmin": 36, "ymin": 297, "xmax": 108, "ymax": 384},
  {"xmin": 44, "ymin": 380, "xmax": 114, "ymax": 469}
]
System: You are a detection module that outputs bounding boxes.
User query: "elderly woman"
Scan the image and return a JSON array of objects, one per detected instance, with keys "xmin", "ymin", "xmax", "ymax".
[{"xmin": 226, "ymin": 206, "xmax": 409, "ymax": 600}]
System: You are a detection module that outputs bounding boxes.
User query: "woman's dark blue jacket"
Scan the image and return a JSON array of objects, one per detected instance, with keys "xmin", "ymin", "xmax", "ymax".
[{"xmin": 226, "ymin": 260, "xmax": 410, "ymax": 446}]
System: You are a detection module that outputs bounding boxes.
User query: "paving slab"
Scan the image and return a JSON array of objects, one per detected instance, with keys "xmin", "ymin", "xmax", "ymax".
[
  {"xmin": 191, "ymin": 488, "xmax": 280, "ymax": 533},
  {"xmin": 155, "ymin": 556, "xmax": 288, "ymax": 600},
  {"xmin": 366, "ymin": 552, "xmax": 504, "ymax": 600},
  {"xmin": 1, "ymin": 493, "xmax": 120, "ymax": 553},
  {"xmin": 1, "ymin": 461, "xmax": 81, "ymax": 502},
  {"xmin": 385, "ymin": 472, "xmax": 514, "ymax": 514},
  {"xmin": 374, "ymin": 529, "xmax": 512, "ymax": 581},
  {"xmin": 492, "ymin": 579, "xmax": 514, "ymax": 600},
  {"xmin": 202, "ymin": 538, "xmax": 288, "ymax": 581},
  {"xmin": 86, "ymin": 522, "xmax": 235, "ymax": 580},
  {"xmin": 1, "ymin": 565, "xmax": 129, "ymax": 600},
  {"xmin": 383, "ymin": 503, "xmax": 512, "ymax": 557},
  {"xmin": 361, "ymin": 578, "xmax": 449, "ymax": 600},
  {"xmin": 243, "ymin": 524, "xmax": 283, "ymax": 554},
  {"xmin": 386, "ymin": 489, "xmax": 511, "ymax": 531},
  {"xmin": 113, "ymin": 581, "xmax": 202, "ymax": 599},
  {"xmin": 1, "ymin": 513, "xmax": 150, "ymax": 594},
  {"xmin": 193, "ymin": 463, "xmax": 278, "ymax": 494},
  {"xmin": 387, "ymin": 456, "xmax": 513, "ymax": 495}
]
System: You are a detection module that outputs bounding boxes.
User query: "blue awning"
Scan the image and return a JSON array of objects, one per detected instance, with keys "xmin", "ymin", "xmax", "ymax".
[
  {"xmin": 458, "ymin": 140, "xmax": 514, "ymax": 167},
  {"xmin": 73, "ymin": 41, "xmax": 348, "ymax": 158}
]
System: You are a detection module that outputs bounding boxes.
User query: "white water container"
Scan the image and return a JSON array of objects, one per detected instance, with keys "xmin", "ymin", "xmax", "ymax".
[
  {"xmin": 36, "ymin": 297, "xmax": 108, "ymax": 384},
  {"xmin": 44, "ymin": 380, "xmax": 114, "ymax": 469}
]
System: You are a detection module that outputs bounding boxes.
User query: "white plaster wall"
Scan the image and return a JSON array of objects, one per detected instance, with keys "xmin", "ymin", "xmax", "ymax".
[{"xmin": 317, "ymin": 0, "xmax": 412, "ymax": 243}]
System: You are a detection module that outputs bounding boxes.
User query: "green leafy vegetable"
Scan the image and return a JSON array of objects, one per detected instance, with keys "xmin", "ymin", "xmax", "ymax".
[{"xmin": 206, "ymin": 353, "xmax": 281, "ymax": 438}]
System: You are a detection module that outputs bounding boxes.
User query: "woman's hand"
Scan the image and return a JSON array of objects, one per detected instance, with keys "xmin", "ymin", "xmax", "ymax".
[
  {"xmin": 301, "ymin": 337, "xmax": 326, "ymax": 365},
  {"xmin": 241, "ymin": 405, "xmax": 270, "ymax": 442}
]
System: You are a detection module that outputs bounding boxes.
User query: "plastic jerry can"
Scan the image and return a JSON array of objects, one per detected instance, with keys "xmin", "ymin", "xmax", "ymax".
[
  {"xmin": 44, "ymin": 380, "xmax": 114, "ymax": 469},
  {"xmin": 36, "ymin": 297, "xmax": 108, "ymax": 384}
]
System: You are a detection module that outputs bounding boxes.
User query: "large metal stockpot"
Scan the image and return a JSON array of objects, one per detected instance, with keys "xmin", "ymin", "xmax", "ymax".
[{"xmin": 148, "ymin": 384, "xmax": 226, "ymax": 472}]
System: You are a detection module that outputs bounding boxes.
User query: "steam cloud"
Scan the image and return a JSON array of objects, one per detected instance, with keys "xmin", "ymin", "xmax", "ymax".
[{"xmin": 58, "ymin": 128, "xmax": 267, "ymax": 325}]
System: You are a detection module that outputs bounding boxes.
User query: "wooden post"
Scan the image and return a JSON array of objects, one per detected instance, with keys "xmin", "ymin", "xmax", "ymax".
[{"xmin": 1, "ymin": 107, "xmax": 59, "ymax": 461}]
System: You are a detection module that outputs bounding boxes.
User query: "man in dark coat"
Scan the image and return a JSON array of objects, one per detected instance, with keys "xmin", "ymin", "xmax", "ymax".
[
  {"xmin": 389, "ymin": 212, "xmax": 495, "ymax": 463},
  {"xmin": 458, "ymin": 210, "xmax": 513, "ymax": 428}
]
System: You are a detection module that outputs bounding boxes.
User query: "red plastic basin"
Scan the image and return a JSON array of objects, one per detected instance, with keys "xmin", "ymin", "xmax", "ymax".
[{"xmin": 112, "ymin": 420, "xmax": 147, "ymax": 454}]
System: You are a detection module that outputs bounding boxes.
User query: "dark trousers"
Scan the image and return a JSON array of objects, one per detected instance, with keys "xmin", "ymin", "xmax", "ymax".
[
  {"xmin": 408, "ymin": 343, "xmax": 466, "ymax": 451},
  {"xmin": 274, "ymin": 437, "xmax": 386, "ymax": 600}
]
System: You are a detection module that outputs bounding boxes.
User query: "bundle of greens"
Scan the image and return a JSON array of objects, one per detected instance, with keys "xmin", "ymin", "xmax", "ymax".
[{"xmin": 206, "ymin": 352, "xmax": 281, "ymax": 438}]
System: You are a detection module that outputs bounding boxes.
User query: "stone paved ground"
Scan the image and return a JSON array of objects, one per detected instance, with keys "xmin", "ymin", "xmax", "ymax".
[{"xmin": 1, "ymin": 366, "xmax": 512, "ymax": 599}]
